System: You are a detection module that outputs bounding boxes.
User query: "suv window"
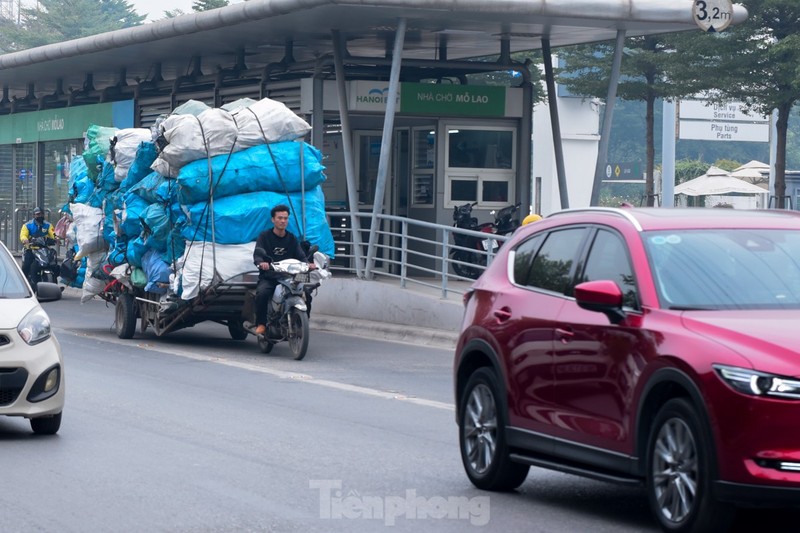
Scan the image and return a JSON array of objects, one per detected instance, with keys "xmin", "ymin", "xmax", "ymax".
[
  {"xmin": 581, "ymin": 229, "xmax": 639, "ymax": 309},
  {"xmin": 512, "ymin": 234, "xmax": 544, "ymax": 285},
  {"xmin": 522, "ymin": 228, "xmax": 586, "ymax": 294}
]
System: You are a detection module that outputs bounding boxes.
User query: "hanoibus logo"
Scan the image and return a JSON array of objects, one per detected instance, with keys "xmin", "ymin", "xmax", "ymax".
[
  {"xmin": 310, "ymin": 479, "xmax": 490, "ymax": 526},
  {"xmin": 356, "ymin": 87, "xmax": 389, "ymax": 104}
]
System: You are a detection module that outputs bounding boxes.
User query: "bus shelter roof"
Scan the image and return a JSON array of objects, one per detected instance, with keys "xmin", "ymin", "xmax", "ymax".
[{"xmin": 0, "ymin": 0, "xmax": 748, "ymax": 99}]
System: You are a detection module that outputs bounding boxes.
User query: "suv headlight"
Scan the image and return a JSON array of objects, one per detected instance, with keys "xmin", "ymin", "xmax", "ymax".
[
  {"xmin": 714, "ymin": 364, "xmax": 800, "ymax": 399},
  {"xmin": 17, "ymin": 307, "xmax": 51, "ymax": 346}
]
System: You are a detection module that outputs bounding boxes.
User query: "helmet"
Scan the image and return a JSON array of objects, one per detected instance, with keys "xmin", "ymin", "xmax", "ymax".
[
  {"xmin": 522, "ymin": 214, "xmax": 542, "ymax": 225},
  {"xmin": 33, "ymin": 206, "xmax": 43, "ymax": 215}
]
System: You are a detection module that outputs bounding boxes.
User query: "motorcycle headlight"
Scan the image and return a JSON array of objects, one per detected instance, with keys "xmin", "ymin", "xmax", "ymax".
[
  {"xmin": 17, "ymin": 307, "xmax": 51, "ymax": 346},
  {"xmin": 713, "ymin": 364, "xmax": 800, "ymax": 400}
]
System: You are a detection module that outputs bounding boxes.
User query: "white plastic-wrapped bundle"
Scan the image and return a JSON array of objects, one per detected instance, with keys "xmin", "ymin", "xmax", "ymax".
[
  {"xmin": 80, "ymin": 249, "xmax": 110, "ymax": 303},
  {"xmin": 70, "ymin": 202, "xmax": 107, "ymax": 259},
  {"xmin": 232, "ymin": 97, "xmax": 311, "ymax": 148},
  {"xmin": 151, "ymin": 108, "xmax": 239, "ymax": 177},
  {"xmin": 177, "ymin": 241, "xmax": 256, "ymax": 300},
  {"xmin": 111, "ymin": 128, "xmax": 153, "ymax": 182}
]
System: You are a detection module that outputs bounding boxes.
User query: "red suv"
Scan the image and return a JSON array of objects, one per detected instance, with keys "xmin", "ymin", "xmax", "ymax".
[{"xmin": 454, "ymin": 207, "xmax": 800, "ymax": 532}]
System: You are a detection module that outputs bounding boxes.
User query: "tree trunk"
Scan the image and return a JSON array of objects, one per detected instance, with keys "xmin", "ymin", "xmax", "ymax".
[
  {"xmin": 646, "ymin": 94, "xmax": 655, "ymax": 206},
  {"xmin": 774, "ymin": 103, "xmax": 790, "ymax": 209}
]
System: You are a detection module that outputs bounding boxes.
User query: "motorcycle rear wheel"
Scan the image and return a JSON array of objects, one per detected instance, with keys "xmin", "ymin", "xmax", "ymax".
[
  {"xmin": 450, "ymin": 250, "xmax": 481, "ymax": 280},
  {"xmin": 288, "ymin": 308, "xmax": 309, "ymax": 360}
]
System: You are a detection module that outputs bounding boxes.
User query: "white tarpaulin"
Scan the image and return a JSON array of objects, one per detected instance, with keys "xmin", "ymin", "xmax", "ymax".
[{"xmin": 674, "ymin": 166, "xmax": 768, "ymax": 197}]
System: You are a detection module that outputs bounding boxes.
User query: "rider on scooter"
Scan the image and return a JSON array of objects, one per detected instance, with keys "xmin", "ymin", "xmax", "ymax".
[
  {"xmin": 253, "ymin": 204, "xmax": 315, "ymax": 336},
  {"xmin": 20, "ymin": 207, "xmax": 56, "ymax": 284}
]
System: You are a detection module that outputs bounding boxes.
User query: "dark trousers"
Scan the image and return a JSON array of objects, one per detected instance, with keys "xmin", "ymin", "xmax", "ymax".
[
  {"xmin": 255, "ymin": 278, "xmax": 278, "ymax": 326},
  {"xmin": 21, "ymin": 249, "xmax": 35, "ymax": 282}
]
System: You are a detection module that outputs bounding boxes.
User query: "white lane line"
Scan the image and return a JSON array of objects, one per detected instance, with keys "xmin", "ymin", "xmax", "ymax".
[{"xmin": 56, "ymin": 328, "xmax": 455, "ymax": 412}]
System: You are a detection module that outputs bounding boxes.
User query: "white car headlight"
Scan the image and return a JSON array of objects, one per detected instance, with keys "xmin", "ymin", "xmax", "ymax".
[
  {"xmin": 17, "ymin": 307, "xmax": 51, "ymax": 346},
  {"xmin": 714, "ymin": 364, "xmax": 800, "ymax": 400}
]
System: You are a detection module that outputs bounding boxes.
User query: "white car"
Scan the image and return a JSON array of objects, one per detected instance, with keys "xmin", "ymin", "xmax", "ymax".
[{"xmin": 0, "ymin": 240, "xmax": 64, "ymax": 434}]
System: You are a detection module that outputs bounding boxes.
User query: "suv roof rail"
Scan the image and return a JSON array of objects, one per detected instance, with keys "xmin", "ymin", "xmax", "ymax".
[{"xmin": 546, "ymin": 207, "xmax": 643, "ymax": 231}]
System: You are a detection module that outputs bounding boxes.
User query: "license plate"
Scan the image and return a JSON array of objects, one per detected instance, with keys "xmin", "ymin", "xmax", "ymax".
[{"xmin": 481, "ymin": 239, "xmax": 498, "ymax": 251}]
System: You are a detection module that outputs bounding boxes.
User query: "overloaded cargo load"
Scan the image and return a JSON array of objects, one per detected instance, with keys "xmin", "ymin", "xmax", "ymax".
[{"xmin": 64, "ymin": 96, "xmax": 335, "ymax": 306}]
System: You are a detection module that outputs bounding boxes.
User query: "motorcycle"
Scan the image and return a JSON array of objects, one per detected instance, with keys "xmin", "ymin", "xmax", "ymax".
[
  {"xmin": 450, "ymin": 201, "xmax": 521, "ymax": 280},
  {"xmin": 450, "ymin": 202, "xmax": 494, "ymax": 280},
  {"xmin": 25, "ymin": 236, "xmax": 60, "ymax": 291},
  {"xmin": 250, "ymin": 248, "xmax": 330, "ymax": 360}
]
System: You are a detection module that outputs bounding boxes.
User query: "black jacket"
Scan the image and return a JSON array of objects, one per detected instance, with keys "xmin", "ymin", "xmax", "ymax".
[{"xmin": 253, "ymin": 229, "xmax": 306, "ymax": 280}]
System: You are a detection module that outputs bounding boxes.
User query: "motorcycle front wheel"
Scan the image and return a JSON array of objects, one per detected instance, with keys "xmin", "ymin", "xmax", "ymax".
[{"xmin": 288, "ymin": 308, "xmax": 309, "ymax": 360}]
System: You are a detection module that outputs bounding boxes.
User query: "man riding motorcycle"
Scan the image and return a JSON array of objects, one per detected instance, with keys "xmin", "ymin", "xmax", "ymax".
[{"xmin": 20, "ymin": 207, "xmax": 57, "ymax": 285}]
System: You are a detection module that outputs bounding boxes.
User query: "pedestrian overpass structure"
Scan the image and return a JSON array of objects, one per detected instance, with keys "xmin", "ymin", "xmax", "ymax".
[{"xmin": 0, "ymin": 0, "xmax": 747, "ymax": 275}]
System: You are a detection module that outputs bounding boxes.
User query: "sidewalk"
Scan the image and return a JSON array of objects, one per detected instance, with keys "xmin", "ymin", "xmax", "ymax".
[{"xmin": 310, "ymin": 275, "xmax": 467, "ymax": 349}]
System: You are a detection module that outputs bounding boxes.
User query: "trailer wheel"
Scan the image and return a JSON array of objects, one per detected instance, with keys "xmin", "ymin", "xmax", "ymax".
[
  {"xmin": 116, "ymin": 293, "xmax": 137, "ymax": 339},
  {"xmin": 228, "ymin": 320, "xmax": 248, "ymax": 341}
]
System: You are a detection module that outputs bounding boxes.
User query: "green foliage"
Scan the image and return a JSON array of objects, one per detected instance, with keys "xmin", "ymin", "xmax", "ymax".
[
  {"xmin": 712, "ymin": 159, "xmax": 742, "ymax": 172},
  {"xmin": 675, "ymin": 159, "xmax": 710, "ymax": 185},
  {"xmin": 3, "ymin": 0, "xmax": 144, "ymax": 51},
  {"xmin": 192, "ymin": 0, "xmax": 230, "ymax": 10}
]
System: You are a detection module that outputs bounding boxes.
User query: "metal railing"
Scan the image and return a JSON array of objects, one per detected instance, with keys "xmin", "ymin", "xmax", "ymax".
[{"xmin": 325, "ymin": 211, "xmax": 511, "ymax": 299}]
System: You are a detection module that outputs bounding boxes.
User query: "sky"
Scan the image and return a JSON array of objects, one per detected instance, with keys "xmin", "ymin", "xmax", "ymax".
[{"xmin": 129, "ymin": 0, "xmax": 245, "ymax": 21}]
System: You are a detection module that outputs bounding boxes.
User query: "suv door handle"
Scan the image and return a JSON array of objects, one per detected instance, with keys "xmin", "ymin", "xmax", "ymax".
[
  {"xmin": 494, "ymin": 308, "xmax": 512, "ymax": 322},
  {"xmin": 555, "ymin": 327, "xmax": 574, "ymax": 343}
]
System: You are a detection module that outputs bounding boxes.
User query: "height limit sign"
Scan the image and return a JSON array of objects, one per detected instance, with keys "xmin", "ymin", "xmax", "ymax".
[{"xmin": 693, "ymin": 0, "xmax": 733, "ymax": 32}]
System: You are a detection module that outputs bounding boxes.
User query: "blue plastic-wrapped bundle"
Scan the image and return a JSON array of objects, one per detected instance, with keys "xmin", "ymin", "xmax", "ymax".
[
  {"xmin": 129, "ymin": 171, "xmax": 173, "ymax": 204},
  {"xmin": 83, "ymin": 125, "xmax": 116, "ymax": 181},
  {"xmin": 182, "ymin": 186, "xmax": 335, "ymax": 256},
  {"xmin": 126, "ymin": 235, "xmax": 147, "ymax": 268},
  {"xmin": 68, "ymin": 157, "xmax": 88, "ymax": 189},
  {"xmin": 141, "ymin": 203, "xmax": 171, "ymax": 251},
  {"xmin": 120, "ymin": 142, "xmax": 158, "ymax": 194},
  {"xmin": 176, "ymin": 141, "xmax": 326, "ymax": 205},
  {"xmin": 108, "ymin": 233, "xmax": 129, "ymax": 266},
  {"xmin": 99, "ymin": 161, "xmax": 119, "ymax": 192},
  {"xmin": 142, "ymin": 249, "xmax": 172, "ymax": 294},
  {"xmin": 120, "ymin": 193, "xmax": 150, "ymax": 238},
  {"xmin": 71, "ymin": 172, "xmax": 95, "ymax": 204}
]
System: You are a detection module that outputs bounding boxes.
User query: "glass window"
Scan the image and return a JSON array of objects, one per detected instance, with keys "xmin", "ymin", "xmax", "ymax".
[
  {"xmin": 482, "ymin": 181, "xmax": 509, "ymax": 203},
  {"xmin": 645, "ymin": 229, "xmax": 800, "ymax": 309},
  {"xmin": 451, "ymin": 178, "xmax": 478, "ymax": 203},
  {"xmin": 448, "ymin": 129, "xmax": 513, "ymax": 169},
  {"xmin": 0, "ymin": 244, "xmax": 30, "ymax": 298},
  {"xmin": 513, "ymin": 234, "xmax": 545, "ymax": 286},
  {"xmin": 526, "ymin": 228, "xmax": 586, "ymax": 293},
  {"xmin": 582, "ymin": 229, "xmax": 639, "ymax": 309}
]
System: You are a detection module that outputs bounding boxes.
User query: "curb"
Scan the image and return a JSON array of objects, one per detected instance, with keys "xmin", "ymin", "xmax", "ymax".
[{"xmin": 310, "ymin": 314, "xmax": 458, "ymax": 350}]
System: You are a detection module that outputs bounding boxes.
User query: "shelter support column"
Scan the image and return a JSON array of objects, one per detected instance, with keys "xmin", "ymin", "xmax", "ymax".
[
  {"xmin": 541, "ymin": 38, "xmax": 569, "ymax": 209},
  {"xmin": 365, "ymin": 18, "xmax": 406, "ymax": 279},
  {"xmin": 590, "ymin": 29, "xmax": 625, "ymax": 206},
  {"xmin": 331, "ymin": 30, "xmax": 365, "ymax": 277}
]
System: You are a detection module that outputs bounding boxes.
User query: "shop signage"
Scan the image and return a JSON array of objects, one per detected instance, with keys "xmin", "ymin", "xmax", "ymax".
[
  {"xmin": 0, "ymin": 100, "xmax": 134, "ymax": 144},
  {"xmin": 401, "ymin": 83, "xmax": 506, "ymax": 117}
]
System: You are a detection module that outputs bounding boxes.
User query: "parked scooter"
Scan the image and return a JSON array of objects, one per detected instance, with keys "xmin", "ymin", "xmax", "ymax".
[
  {"xmin": 251, "ymin": 247, "xmax": 330, "ymax": 360},
  {"xmin": 450, "ymin": 202, "xmax": 494, "ymax": 280},
  {"xmin": 25, "ymin": 236, "xmax": 60, "ymax": 291},
  {"xmin": 450, "ymin": 201, "xmax": 522, "ymax": 280}
]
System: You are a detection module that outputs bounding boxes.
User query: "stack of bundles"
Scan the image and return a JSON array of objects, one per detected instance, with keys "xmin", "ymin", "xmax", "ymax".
[{"xmin": 68, "ymin": 96, "xmax": 336, "ymax": 306}]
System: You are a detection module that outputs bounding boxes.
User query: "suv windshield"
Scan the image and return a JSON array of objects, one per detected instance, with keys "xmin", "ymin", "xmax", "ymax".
[
  {"xmin": 0, "ymin": 244, "xmax": 32, "ymax": 298},
  {"xmin": 644, "ymin": 228, "xmax": 800, "ymax": 310}
]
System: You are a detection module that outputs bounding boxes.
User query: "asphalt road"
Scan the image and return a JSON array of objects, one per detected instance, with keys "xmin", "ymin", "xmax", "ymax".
[{"xmin": 0, "ymin": 292, "xmax": 793, "ymax": 532}]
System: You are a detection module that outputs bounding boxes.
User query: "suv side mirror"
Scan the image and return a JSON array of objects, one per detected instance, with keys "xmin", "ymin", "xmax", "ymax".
[{"xmin": 574, "ymin": 280, "xmax": 626, "ymax": 324}]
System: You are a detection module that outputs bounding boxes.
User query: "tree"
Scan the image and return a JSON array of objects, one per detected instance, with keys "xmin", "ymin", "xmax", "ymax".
[
  {"xmin": 556, "ymin": 35, "xmax": 695, "ymax": 206},
  {"xmin": 3, "ymin": 0, "xmax": 144, "ymax": 52},
  {"xmin": 192, "ymin": 0, "xmax": 230, "ymax": 10},
  {"xmin": 673, "ymin": 0, "xmax": 800, "ymax": 208}
]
